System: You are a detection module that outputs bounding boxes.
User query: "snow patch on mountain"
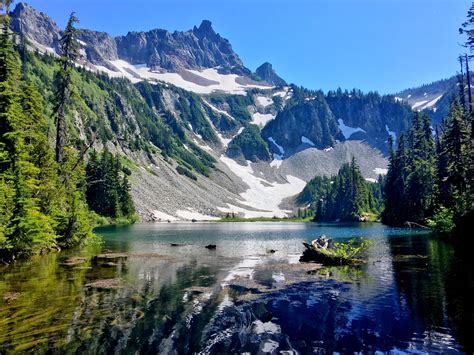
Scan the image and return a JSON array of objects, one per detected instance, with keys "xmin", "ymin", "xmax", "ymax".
[
  {"xmin": 374, "ymin": 168, "xmax": 388, "ymax": 175},
  {"xmin": 176, "ymin": 209, "xmax": 220, "ymax": 221},
  {"xmin": 270, "ymin": 159, "xmax": 283, "ymax": 168},
  {"xmin": 411, "ymin": 95, "xmax": 443, "ymax": 111},
  {"xmin": 412, "ymin": 100, "xmax": 429, "ymax": 110},
  {"xmin": 152, "ymin": 210, "xmax": 179, "ymax": 221},
  {"xmin": 219, "ymin": 156, "xmax": 306, "ymax": 217},
  {"xmin": 203, "ymin": 100, "xmax": 235, "ymax": 120},
  {"xmin": 385, "ymin": 124, "xmax": 396, "ymax": 142},
  {"xmin": 256, "ymin": 96, "xmax": 273, "ymax": 107},
  {"xmin": 337, "ymin": 119, "xmax": 366, "ymax": 139},
  {"xmin": 301, "ymin": 136, "xmax": 315, "ymax": 146},
  {"xmin": 424, "ymin": 95, "xmax": 443, "ymax": 109},
  {"xmin": 273, "ymin": 87, "xmax": 293, "ymax": 101},
  {"xmin": 252, "ymin": 112, "xmax": 275, "ymax": 127},
  {"xmin": 268, "ymin": 137, "xmax": 285, "ymax": 159},
  {"xmin": 95, "ymin": 60, "xmax": 273, "ymax": 95}
]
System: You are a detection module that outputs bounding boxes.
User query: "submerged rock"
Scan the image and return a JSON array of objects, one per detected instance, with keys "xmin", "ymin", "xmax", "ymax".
[
  {"xmin": 94, "ymin": 253, "xmax": 128, "ymax": 261},
  {"xmin": 61, "ymin": 256, "xmax": 87, "ymax": 266},
  {"xmin": 85, "ymin": 278, "xmax": 123, "ymax": 290},
  {"xmin": 205, "ymin": 244, "xmax": 217, "ymax": 250},
  {"xmin": 3, "ymin": 291, "xmax": 20, "ymax": 303}
]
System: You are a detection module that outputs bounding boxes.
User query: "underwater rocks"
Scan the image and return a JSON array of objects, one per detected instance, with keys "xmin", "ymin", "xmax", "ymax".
[{"xmin": 85, "ymin": 278, "xmax": 123, "ymax": 290}]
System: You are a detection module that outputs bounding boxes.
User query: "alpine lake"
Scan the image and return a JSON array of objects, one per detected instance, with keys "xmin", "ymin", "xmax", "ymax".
[{"xmin": 0, "ymin": 222, "xmax": 472, "ymax": 353}]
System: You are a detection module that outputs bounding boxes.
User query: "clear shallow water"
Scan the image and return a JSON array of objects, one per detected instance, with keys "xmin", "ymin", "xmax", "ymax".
[{"xmin": 0, "ymin": 222, "xmax": 472, "ymax": 353}]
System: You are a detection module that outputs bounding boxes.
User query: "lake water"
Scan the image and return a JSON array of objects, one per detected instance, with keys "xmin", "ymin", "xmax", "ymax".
[{"xmin": 0, "ymin": 222, "xmax": 472, "ymax": 353}]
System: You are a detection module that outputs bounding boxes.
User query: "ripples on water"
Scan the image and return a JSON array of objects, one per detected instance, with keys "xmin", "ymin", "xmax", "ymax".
[{"xmin": 0, "ymin": 222, "xmax": 472, "ymax": 353}]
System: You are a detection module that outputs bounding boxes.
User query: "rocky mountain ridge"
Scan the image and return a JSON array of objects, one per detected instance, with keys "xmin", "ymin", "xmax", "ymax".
[{"xmin": 10, "ymin": 3, "xmax": 251, "ymax": 76}]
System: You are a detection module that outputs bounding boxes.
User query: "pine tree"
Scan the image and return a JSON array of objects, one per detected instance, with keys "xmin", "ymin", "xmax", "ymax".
[
  {"xmin": 54, "ymin": 12, "xmax": 80, "ymax": 163},
  {"xmin": 439, "ymin": 101, "xmax": 471, "ymax": 211},
  {"xmin": 382, "ymin": 134, "xmax": 408, "ymax": 225},
  {"xmin": 119, "ymin": 175, "xmax": 135, "ymax": 217},
  {"xmin": 460, "ymin": 3, "xmax": 474, "ymax": 55},
  {"xmin": 405, "ymin": 113, "xmax": 438, "ymax": 222},
  {"xmin": 56, "ymin": 148, "xmax": 92, "ymax": 247}
]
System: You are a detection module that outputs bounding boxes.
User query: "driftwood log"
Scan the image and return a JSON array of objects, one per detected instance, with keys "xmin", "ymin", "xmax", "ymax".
[{"xmin": 300, "ymin": 235, "xmax": 365, "ymax": 266}]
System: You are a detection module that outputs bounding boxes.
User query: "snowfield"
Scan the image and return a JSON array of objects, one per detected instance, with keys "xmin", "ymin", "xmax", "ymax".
[
  {"xmin": 176, "ymin": 210, "xmax": 220, "ymax": 221},
  {"xmin": 256, "ymin": 96, "xmax": 273, "ymax": 107},
  {"xmin": 252, "ymin": 112, "xmax": 275, "ymax": 127},
  {"xmin": 337, "ymin": 119, "xmax": 366, "ymax": 139},
  {"xmin": 301, "ymin": 136, "xmax": 315, "ymax": 146},
  {"xmin": 219, "ymin": 156, "xmax": 306, "ymax": 217},
  {"xmin": 411, "ymin": 100, "xmax": 429, "ymax": 110},
  {"xmin": 93, "ymin": 60, "xmax": 274, "ymax": 95},
  {"xmin": 152, "ymin": 210, "xmax": 179, "ymax": 221},
  {"xmin": 411, "ymin": 95, "xmax": 443, "ymax": 111},
  {"xmin": 374, "ymin": 168, "xmax": 388, "ymax": 175},
  {"xmin": 267, "ymin": 137, "xmax": 285, "ymax": 158}
]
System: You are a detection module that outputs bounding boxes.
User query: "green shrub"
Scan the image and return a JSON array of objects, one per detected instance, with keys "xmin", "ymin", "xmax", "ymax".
[
  {"xmin": 176, "ymin": 165, "xmax": 197, "ymax": 180},
  {"xmin": 427, "ymin": 206, "xmax": 455, "ymax": 235}
]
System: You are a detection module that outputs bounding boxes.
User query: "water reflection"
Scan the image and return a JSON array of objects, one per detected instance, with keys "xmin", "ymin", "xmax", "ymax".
[{"xmin": 0, "ymin": 222, "xmax": 472, "ymax": 353}]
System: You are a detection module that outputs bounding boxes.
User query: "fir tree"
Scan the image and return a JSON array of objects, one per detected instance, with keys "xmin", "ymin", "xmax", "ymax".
[
  {"xmin": 382, "ymin": 135, "xmax": 408, "ymax": 225},
  {"xmin": 405, "ymin": 112, "xmax": 438, "ymax": 222},
  {"xmin": 438, "ymin": 101, "xmax": 471, "ymax": 211},
  {"xmin": 119, "ymin": 175, "xmax": 135, "ymax": 217},
  {"xmin": 54, "ymin": 12, "xmax": 80, "ymax": 163}
]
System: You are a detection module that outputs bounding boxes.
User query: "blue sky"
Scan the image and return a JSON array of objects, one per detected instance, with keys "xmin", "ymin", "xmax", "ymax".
[{"xmin": 24, "ymin": 0, "xmax": 470, "ymax": 94}]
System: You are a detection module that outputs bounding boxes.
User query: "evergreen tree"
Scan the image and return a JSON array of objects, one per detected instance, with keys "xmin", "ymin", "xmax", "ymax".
[
  {"xmin": 54, "ymin": 12, "xmax": 80, "ymax": 163},
  {"xmin": 405, "ymin": 112, "xmax": 438, "ymax": 222},
  {"xmin": 119, "ymin": 175, "xmax": 135, "ymax": 217},
  {"xmin": 438, "ymin": 101, "xmax": 471, "ymax": 212},
  {"xmin": 86, "ymin": 149, "xmax": 135, "ymax": 219},
  {"xmin": 382, "ymin": 135, "xmax": 408, "ymax": 225},
  {"xmin": 382, "ymin": 112, "xmax": 437, "ymax": 225}
]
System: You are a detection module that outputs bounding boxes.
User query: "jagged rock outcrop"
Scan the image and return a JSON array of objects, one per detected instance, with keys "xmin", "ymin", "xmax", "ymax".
[
  {"xmin": 10, "ymin": 2, "xmax": 61, "ymax": 51},
  {"xmin": 255, "ymin": 62, "xmax": 287, "ymax": 86},
  {"xmin": 115, "ymin": 20, "xmax": 249, "ymax": 74},
  {"xmin": 77, "ymin": 29, "xmax": 118, "ymax": 67}
]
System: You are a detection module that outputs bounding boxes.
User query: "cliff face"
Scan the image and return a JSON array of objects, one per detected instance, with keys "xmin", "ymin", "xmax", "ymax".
[
  {"xmin": 261, "ymin": 87, "xmax": 413, "ymax": 156},
  {"xmin": 10, "ymin": 2, "xmax": 61, "ymax": 51},
  {"xmin": 10, "ymin": 4, "xmax": 249, "ymax": 75},
  {"xmin": 116, "ymin": 20, "xmax": 248, "ymax": 74}
]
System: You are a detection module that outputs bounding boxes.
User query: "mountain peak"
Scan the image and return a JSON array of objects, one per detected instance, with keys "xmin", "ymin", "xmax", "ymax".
[
  {"xmin": 199, "ymin": 20, "xmax": 213, "ymax": 32},
  {"xmin": 255, "ymin": 62, "xmax": 287, "ymax": 86},
  {"xmin": 193, "ymin": 19, "xmax": 217, "ymax": 38},
  {"xmin": 10, "ymin": 2, "xmax": 61, "ymax": 51}
]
